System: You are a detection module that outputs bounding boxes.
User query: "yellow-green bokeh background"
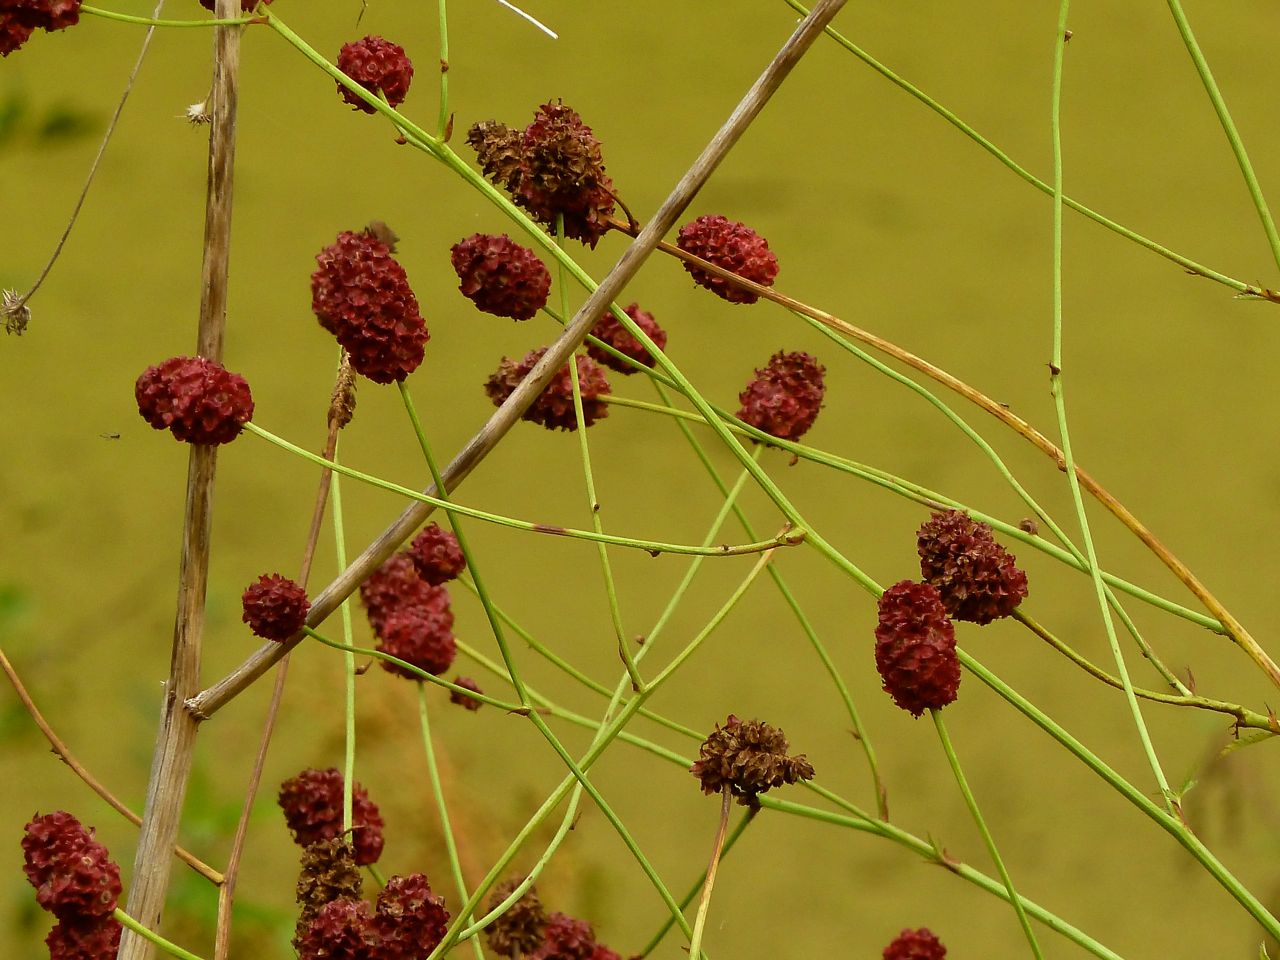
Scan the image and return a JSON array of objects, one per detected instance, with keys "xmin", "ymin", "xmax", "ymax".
[{"xmin": 3, "ymin": 1, "xmax": 1280, "ymax": 956}]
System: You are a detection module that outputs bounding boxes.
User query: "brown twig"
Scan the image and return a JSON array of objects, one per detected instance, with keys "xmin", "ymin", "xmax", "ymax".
[{"xmin": 608, "ymin": 215, "xmax": 1279, "ymax": 690}]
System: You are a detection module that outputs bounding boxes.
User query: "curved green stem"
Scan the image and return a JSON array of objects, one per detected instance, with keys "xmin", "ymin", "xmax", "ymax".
[
  {"xmin": 81, "ymin": 4, "xmax": 256, "ymax": 26},
  {"xmin": 114, "ymin": 909, "xmax": 207, "ymax": 960},
  {"xmin": 436, "ymin": 0, "xmax": 451, "ymax": 141},
  {"xmin": 329, "ymin": 447, "xmax": 358, "ymax": 834}
]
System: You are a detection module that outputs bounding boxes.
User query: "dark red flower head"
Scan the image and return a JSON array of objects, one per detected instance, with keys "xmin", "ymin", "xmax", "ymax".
[
  {"xmin": 526, "ymin": 913, "xmax": 610, "ymax": 960},
  {"xmin": 882, "ymin": 927, "xmax": 946, "ymax": 960},
  {"xmin": 676, "ymin": 215, "xmax": 778, "ymax": 303},
  {"xmin": 874, "ymin": 581, "xmax": 961, "ymax": 717},
  {"xmin": 22, "ymin": 812, "xmax": 121, "ymax": 921},
  {"xmin": 409, "ymin": 523, "xmax": 466, "ymax": 586},
  {"xmin": 1, "ymin": 0, "xmax": 82, "ymax": 57},
  {"xmin": 312, "ymin": 229, "xmax": 428, "ymax": 384},
  {"xmin": 242, "ymin": 573, "xmax": 310, "ymax": 641},
  {"xmin": 917, "ymin": 510, "xmax": 1028, "ymax": 624},
  {"xmin": 296, "ymin": 898, "xmax": 375, "ymax": 960},
  {"xmin": 449, "ymin": 676, "xmax": 484, "ymax": 711},
  {"xmin": 587, "ymin": 303, "xmax": 667, "ymax": 374},
  {"xmin": 360, "ymin": 552, "xmax": 455, "ymax": 638},
  {"xmin": 336, "ymin": 36, "xmax": 413, "ymax": 113},
  {"xmin": 451, "ymin": 234, "xmax": 551, "ymax": 321},
  {"xmin": 737, "ymin": 351, "xmax": 825, "ymax": 442},
  {"xmin": 198, "ymin": 0, "xmax": 272, "ymax": 11},
  {"xmin": 485, "ymin": 347, "xmax": 610, "ymax": 432},
  {"xmin": 690, "ymin": 715, "xmax": 815, "ymax": 806},
  {"xmin": 373, "ymin": 873, "xmax": 450, "ymax": 957},
  {"xmin": 45, "ymin": 916, "xmax": 122, "ymax": 960},
  {"xmin": 135, "ymin": 355, "xmax": 254, "ymax": 445},
  {"xmin": 278, "ymin": 768, "xmax": 385, "ymax": 866},
  {"xmin": 377, "ymin": 605, "xmax": 457, "ymax": 678}
]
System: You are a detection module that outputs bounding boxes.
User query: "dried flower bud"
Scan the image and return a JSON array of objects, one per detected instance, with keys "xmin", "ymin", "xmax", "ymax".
[
  {"xmin": 3, "ymin": 288, "xmax": 30, "ymax": 335},
  {"xmin": 22, "ymin": 812, "xmax": 121, "ymax": 920},
  {"xmin": 296, "ymin": 898, "xmax": 375, "ymax": 960},
  {"xmin": 278, "ymin": 768, "xmax": 385, "ymax": 866},
  {"xmin": 242, "ymin": 573, "xmax": 310, "ymax": 642},
  {"xmin": 882, "ymin": 927, "xmax": 947, "ymax": 960},
  {"xmin": 587, "ymin": 303, "xmax": 667, "ymax": 374},
  {"xmin": 45, "ymin": 916, "xmax": 122, "ymax": 960},
  {"xmin": 294, "ymin": 839, "xmax": 363, "ymax": 950},
  {"xmin": 373, "ymin": 873, "xmax": 449, "ymax": 957},
  {"xmin": 737, "ymin": 351, "xmax": 825, "ymax": 442},
  {"xmin": 484, "ymin": 879, "xmax": 546, "ymax": 957},
  {"xmin": 451, "ymin": 234, "xmax": 551, "ymax": 320},
  {"xmin": 184, "ymin": 100, "xmax": 212, "ymax": 125},
  {"xmin": 467, "ymin": 120, "xmax": 524, "ymax": 188},
  {"xmin": 409, "ymin": 523, "xmax": 466, "ymax": 586},
  {"xmin": 917, "ymin": 510, "xmax": 1028, "ymax": 624},
  {"xmin": 676, "ymin": 215, "xmax": 778, "ymax": 304},
  {"xmin": 449, "ymin": 676, "xmax": 484, "ymax": 711},
  {"xmin": 484, "ymin": 347, "xmax": 610, "ymax": 432},
  {"xmin": 360, "ymin": 552, "xmax": 455, "ymax": 638},
  {"xmin": 690, "ymin": 715, "xmax": 814, "ymax": 806},
  {"xmin": 1, "ymin": 0, "xmax": 82, "ymax": 57},
  {"xmin": 329, "ymin": 353, "xmax": 358, "ymax": 429},
  {"xmin": 377, "ymin": 605, "xmax": 457, "ymax": 678},
  {"xmin": 875, "ymin": 581, "xmax": 961, "ymax": 716},
  {"xmin": 336, "ymin": 36, "xmax": 413, "ymax": 113},
  {"xmin": 135, "ymin": 355, "xmax": 254, "ymax": 445}
]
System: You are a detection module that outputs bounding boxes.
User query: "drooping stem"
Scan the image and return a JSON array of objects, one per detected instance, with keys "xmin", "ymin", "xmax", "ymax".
[{"xmin": 686, "ymin": 789, "xmax": 733, "ymax": 958}]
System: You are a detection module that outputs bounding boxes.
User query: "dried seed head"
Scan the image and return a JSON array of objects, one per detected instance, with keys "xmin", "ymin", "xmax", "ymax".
[
  {"xmin": 294, "ymin": 839, "xmax": 363, "ymax": 950},
  {"xmin": 467, "ymin": 120, "xmax": 524, "ymax": 188},
  {"xmin": 484, "ymin": 347, "xmax": 611, "ymax": 432},
  {"xmin": 21, "ymin": 812, "xmax": 121, "ymax": 921},
  {"xmin": 134, "ymin": 355, "xmax": 254, "ymax": 445},
  {"xmin": 882, "ymin": 927, "xmax": 947, "ymax": 960},
  {"xmin": 676, "ymin": 215, "xmax": 778, "ymax": 303},
  {"xmin": 587, "ymin": 303, "xmax": 667, "ymax": 374},
  {"xmin": 296, "ymin": 898, "xmax": 375, "ymax": 960},
  {"xmin": 409, "ymin": 523, "xmax": 467, "ymax": 586},
  {"xmin": 451, "ymin": 234, "xmax": 551, "ymax": 321},
  {"xmin": 336, "ymin": 35, "xmax": 413, "ymax": 113},
  {"xmin": 874, "ymin": 581, "xmax": 961, "ymax": 717},
  {"xmin": 45, "ymin": 916, "xmax": 122, "ymax": 960},
  {"xmin": 3, "ymin": 288, "xmax": 30, "ymax": 335},
  {"xmin": 329, "ymin": 353, "xmax": 358, "ymax": 429},
  {"xmin": 242, "ymin": 573, "xmax": 310, "ymax": 642},
  {"xmin": 690, "ymin": 715, "xmax": 815, "ymax": 806},
  {"xmin": 483, "ymin": 879, "xmax": 547, "ymax": 957},
  {"xmin": 360, "ymin": 552, "xmax": 455, "ymax": 638},
  {"xmin": 1, "ymin": 0, "xmax": 82, "ymax": 57},
  {"xmin": 737, "ymin": 350, "xmax": 825, "ymax": 442},
  {"xmin": 278, "ymin": 768, "xmax": 385, "ymax": 866},
  {"xmin": 917, "ymin": 510, "xmax": 1028, "ymax": 624},
  {"xmin": 373, "ymin": 873, "xmax": 450, "ymax": 958},
  {"xmin": 449, "ymin": 676, "xmax": 484, "ymax": 712}
]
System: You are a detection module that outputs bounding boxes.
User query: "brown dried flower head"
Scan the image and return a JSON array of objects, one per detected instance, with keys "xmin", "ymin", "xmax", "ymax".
[
  {"xmin": 329, "ymin": 353, "xmax": 358, "ymax": 429},
  {"xmin": 484, "ymin": 347, "xmax": 611, "ymax": 432},
  {"xmin": 587, "ymin": 303, "xmax": 667, "ymax": 374},
  {"xmin": 882, "ymin": 927, "xmax": 947, "ymax": 960},
  {"xmin": 3, "ymin": 288, "xmax": 30, "ymax": 335},
  {"xmin": 917, "ymin": 510, "xmax": 1028, "ymax": 624},
  {"xmin": 483, "ymin": 879, "xmax": 547, "ymax": 957},
  {"xmin": 690, "ymin": 715, "xmax": 815, "ymax": 806},
  {"xmin": 874, "ymin": 580, "xmax": 961, "ymax": 717},
  {"xmin": 294, "ymin": 838, "xmax": 363, "ymax": 950}
]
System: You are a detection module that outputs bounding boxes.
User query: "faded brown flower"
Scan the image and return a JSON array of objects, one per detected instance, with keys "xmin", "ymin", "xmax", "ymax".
[
  {"xmin": 483, "ymin": 879, "xmax": 546, "ymax": 957},
  {"xmin": 294, "ymin": 838, "xmax": 363, "ymax": 950},
  {"xmin": 690, "ymin": 714, "xmax": 814, "ymax": 806}
]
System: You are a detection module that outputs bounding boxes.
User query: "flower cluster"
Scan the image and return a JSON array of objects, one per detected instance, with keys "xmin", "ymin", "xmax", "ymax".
[
  {"xmin": 449, "ymin": 676, "xmax": 484, "ymax": 711},
  {"xmin": 22, "ymin": 812, "xmax": 123, "ymax": 960},
  {"xmin": 295, "ymin": 874, "xmax": 449, "ymax": 960},
  {"xmin": 409, "ymin": 523, "xmax": 466, "ymax": 586},
  {"xmin": 676, "ymin": 215, "xmax": 778, "ymax": 303},
  {"xmin": 451, "ymin": 234, "xmax": 551, "ymax": 320},
  {"xmin": 135, "ymin": 355, "xmax": 254, "ymax": 445},
  {"xmin": 468, "ymin": 102, "xmax": 616, "ymax": 247},
  {"xmin": 278, "ymin": 768, "xmax": 385, "ymax": 866},
  {"xmin": 312, "ymin": 229, "xmax": 429, "ymax": 384},
  {"xmin": 241, "ymin": 573, "xmax": 310, "ymax": 641},
  {"xmin": 690, "ymin": 715, "xmax": 815, "ymax": 806},
  {"xmin": 526, "ymin": 912, "xmax": 620, "ymax": 960},
  {"xmin": 737, "ymin": 350, "xmax": 825, "ymax": 442},
  {"xmin": 359, "ymin": 552, "xmax": 457, "ymax": 679},
  {"xmin": 1, "ymin": 0, "xmax": 82, "ymax": 58},
  {"xmin": 485, "ymin": 347, "xmax": 610, "ymax": 432},
  {"xmin": 917, "ymin": 510, "xmax": 1029, "ymax": 624},
  {"xmin": 874, "ymin": 581, "xmax": 961, "ymax": 717},
  {"xmin": 587, "ymin": 303, "xmax": 667, "ymax": 374},
  {"xmin": 336, "ymin": 36, "xmax": 413, "ymax": 113},
  {"xmin": 882, "ymin": 927, "xmax": 947, "ymax": 960}
]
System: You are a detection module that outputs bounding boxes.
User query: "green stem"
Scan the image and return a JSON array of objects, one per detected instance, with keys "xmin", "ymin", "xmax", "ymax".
[
  {"xmin": 436, "ymin": 0, "xmax": 450, "ymax": 140},
  {"xmin": 81, "ymin": 4, "xmax": 255, "ymax": 26},
  {"xmin": 114, "ymin": 909, "xmax": 207, "ymax": 960},
  {"xmin": 329, "ymin": 446, "xmax": 357, "ymax": 834}
]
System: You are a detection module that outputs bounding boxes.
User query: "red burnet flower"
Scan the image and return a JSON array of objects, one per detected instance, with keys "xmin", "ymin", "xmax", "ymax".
[
  {"xmin": 484, "ymin": 347, "xmax": 610, "ymax": 432},
  {"xmin": 241, "ymin": 573, "xmax": 310, "ymax": 641},
  {"xmin": 409, "ymin": 523, "xmax": 466, "ymax": 586},
  {"xmin": 737, "ymin": 351, "xmax": 825, "ymax": 442},
  {"xmin": 917, "ymin": 510, "xmax": 1028, "ymax": 625},
  {"xmin": 372, "ymin": 873, "xmax": 450, "ymax": 957},
  {"xmin": 526, "ymin": 913, "xmax": 619, "ymax": 960},
  {"xmin": 450, "ymin": 234, "xmax": 551, "ymax": 321},
  {"xmin": 359, "ymin": 552, "xmax": 455, "ymax": 638},
  {"xmin": 882, "ymin": 927, "xmax": 947, "ymax": 960},
  {"xmin": 874, "ymin": 581, "xmax": 961, "ymax": 717},
  {"xmin": 296, "ymin": 898, "xmax": 375, "ymax": 960},
  {"xmin": 336, "ymin": 36, "xmax": 413, "ymax": 113},
  {"xmin": 311, "ymin": 229, "xmax": 428, "ymax": 384},
  {"xmin": 449, "ymin": 676, "xmax": 484, "ymax": 711},
  {"xmin": 21, "ymin": 812, "xmax": 121, "ymax": 921},
  {"xmin": 135, "ymin": 355, "xmax": 254, "ymax": 445},
  {"xmin": 45, "ymin": 916, "xmax": 122, "ymax": 960},
  {"xmin": 0, "ymin": 0, "xmax": 81, "ymax": 57},
  {"xmin": 676, "ymin": 214, "xmax": 779, "ymax": 304},
  {"xmin": 377, "ymin": 605, "xmax": 457, "ymax": 678},
  {"xmin": 587, "ymin": 303, "xmax": 666, "ymax": 374},
  {"xmin": 198, "ymin": 0, "xmax": 272, "ymax": 11},
  {"xmin": 278, "ymin": 768, "xmax": 385, "ymax": 866}
]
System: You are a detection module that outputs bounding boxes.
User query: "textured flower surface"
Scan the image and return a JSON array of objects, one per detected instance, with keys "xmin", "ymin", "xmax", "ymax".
[
  {"xmin": 135, "ymin": 355, "xmax": 254, "ymax": 445},
  {"xmin": 377, "ymin": 606, "xmax": 457, "ymax": 678},
  {"xmin": 882, "ymin": 927, "xmax": 947, "ymax": 960},
  {"xmin": 917, "ymin": 510, "xmax": 1029, "ymax": 624},
  {"xmin": 484, "ymin": 880, "xmax": 546, "ymax": 957},
  {"xmin": 676, "ymin": 215, "xmax": 778, "ymax": 303},
  {"xmin": 1, "ymin": 0, "xmax": 81, "ymax": 57},
  {"xmin": 874, "ymin": 581, "xmax": 961, "ymax": 717},
  {"xmin": 449, "ymin": 676, "xmax": 484, "ymax": 711},
  {"xmin": 690, "ymin": 715, "xmax": 815, "ymax": 806},
  {"xmin": 294, "ymin": 839, "xmax": 363, "ymax": 950},
  {"xmin": 360, "ymin": 552, "xmax": 455, "ymax": 638},
  {"xmin": 587, "ymin": 303, "xmax": 667, "ymax": 374},
  {"xmin": 409, "ymin": 523, "xmax": 466, "ymax": 586},
  {"xmin": 484, "ymin": 347, "xmax": 610, "ymax": 432},
  {"xmin": 336, "ymin": 35, "xmax": 413, "ymax": 113},
  {"xmin": 278, "ymin": 768, "xmax": 385, "ymax": 865},
  {"xmin": 242, "ymin": 573, "xmax": 310, "ymax": 641},
  {"xmin": 373, "ymin": 873, "xmax": 450, "ymax": 958},
  {"xmin": 526, "ymin": 913, "xmax": 613, "ymax": 960},
  {"xmin": 45, "ymin": 916, "xmax": 122, "ymax": 960},
  {"xmin": 451, "ymin": 234, "xmax": 551, "ymax": 320},
  {"xmin": 296, "ymin": 898, "xmax": 375, "ymax": 960},
  {"xmin": 22, "ymin": 812, "xmax": 121, "ymax": 920},
  {"xmin": 737, "ymin": 351, "xmax": 825, "ymax": 442},
  {"xmin": 311, "ymin": 229, "xmax": 428, "ymax": 384}
]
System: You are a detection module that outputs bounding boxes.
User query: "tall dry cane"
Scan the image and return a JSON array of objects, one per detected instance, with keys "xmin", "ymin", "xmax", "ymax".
[{"xmin": 117, "ymin": 2, "xmax": 240, "ymax": 957}]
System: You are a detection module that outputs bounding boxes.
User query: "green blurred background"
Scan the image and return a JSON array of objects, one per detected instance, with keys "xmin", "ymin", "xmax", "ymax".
[{"xmin": 3, "ymin": 0, "xmax": 1280, "ymax": 956}]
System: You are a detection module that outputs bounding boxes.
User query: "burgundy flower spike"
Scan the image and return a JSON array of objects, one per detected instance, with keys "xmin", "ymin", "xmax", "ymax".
[
  {"xmin": 451, "ymin": 234, "xmax": 551, "ymax": 321},
  {"xmin": 587, "ymin": 303, "xmax": 667, "ymax": 374},
  {"xmin": 336, "ymin": 36, "xmax": 413, "ymax": 113},
  {"xmin": 874, "ymin": 581, "xmax": 961, "ymax": 717},
  {"xmin": 242, "ymin": 573, "xmax": 310, "ymax": 641},
  {"xmin": 484, "ymin": 347, "xmax": 610, "ymax": 432},
  {"xmin": 737, "ymin": 351, "xmax": 825, "ymax": 442},
  {"xmin": 676, "ymin": 214, "xmax": 778, "ymax": 304},
  {"xmin": 917, "ymin": 510, "xmax": 1028, "ymax": 624},
  {"xmin": 135, "ymin": 355, "xmax": 254, "ymax": 445}
]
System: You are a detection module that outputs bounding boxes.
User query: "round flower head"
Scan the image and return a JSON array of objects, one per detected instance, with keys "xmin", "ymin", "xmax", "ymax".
[
  {"xmin": 278, "ymin": 768, "xmax": 385, "ymax": 866},
  {"xmin": 451, "ymin": 234, "xmax": 551, "ymax": 320},
  {"xmin": 242, "ymin": 573, "xmax": 310, "ymax": 641},
  {"xmin": 484, "ymin": 880, "xmax": 546, "ymax": 958},
  {"xmin": 311, "ymin": 228, "xmax": 428, "ymax": 384},
  {"xmin": 526, "ymin": 913, "xmax": 604, "ymax": 960},
  {"xmin": 449, "ymin": 676, "xmax": 484, "ymax": 711},
  {"xmin": 46, "ymin": 916, "xmax": 122, "ymax": 960},
  {"xmin": 409, "ymin": 523, "xmax": 466, "ymax": 586},
  {"xmin": 874, "ymin": 581, "xmax": 961, "ymax": 717},
  {"xmin": 22, "ymin": 812, "xmax": 121, "ymax": 920},
  {"xmin": 294, "ymin": 839, "xmax": 363, "ymax": 950},
  {"xmin": 296, "ymin": 898, "xmax": 375, "ymax": 960},
  {"xmin": 484, "ymin": 347, "xmax": 610, "ymax": 432},
  {"xmin": 1, "ymin": 0, "xmax": 82, "ymax": 57},
  {"xmin": 737, "ymin": 350, "xmax": 825, "ymax": 442},
  {"xmin": 336, "ymin": 36, "xmax": 413, "ymax": 113},
  {"xmin": 360, "ymin": 551, "xmax": 455, "ymax": 638},
  {"xmin": 373, "ymin": 873, "xmax": 450, "ymax": 957},
  {"xmin": 690, "ymin": 715, "xmax": 815, "ymax": 807},
  {"xmin": 135, "ymin": 355, "xmax": 254, "ymax": 445},
  {"xmin": 917, "ymin": 510, "xmax": 1029, "ymax": 624},
  {"xmin": 676, "ymin": 215, "xmax": 778, "ymax": 304},
  {"xmin": 377, "ymin": 605, "xmax": 457, "ymax": 678},
  {"xmin": 587, "ymin": 303, "xmax": 667, "ymax": 374},
  {"xmin": 883, "ymin": 927, "xmax": 947, "ymax": 960}
]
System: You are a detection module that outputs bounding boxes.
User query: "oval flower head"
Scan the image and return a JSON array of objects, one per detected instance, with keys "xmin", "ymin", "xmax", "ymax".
[
  {"xmin": 737, "ymin": 350, "xmax": 825, "ymax": 443},
  {"xmin": 874, "ymin": 580, "xmax": 961, "ymax": 717},
  {"xmin": 676, "ymin": 214, "xmax": 778, "ymax": 303}
]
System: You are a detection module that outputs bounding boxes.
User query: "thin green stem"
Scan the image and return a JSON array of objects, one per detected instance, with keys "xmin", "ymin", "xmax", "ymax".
[
  {"xmin": 114, "ymin": 909, "xmax": 207, "ymax": 960},
  {"xmin": 81, "ymin": 4, "xmax": 255, "ymax": 26},
  {"xmin": 686, "ymin": 789, "xmax": 732, "ymax": 959},
  {"xmin": 329, "ymin": 448, "xmax": 357, "ymax": 834},
  {"xmin": 436, "ymin": 0, "xmax": 451, "ymax": 140}
]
